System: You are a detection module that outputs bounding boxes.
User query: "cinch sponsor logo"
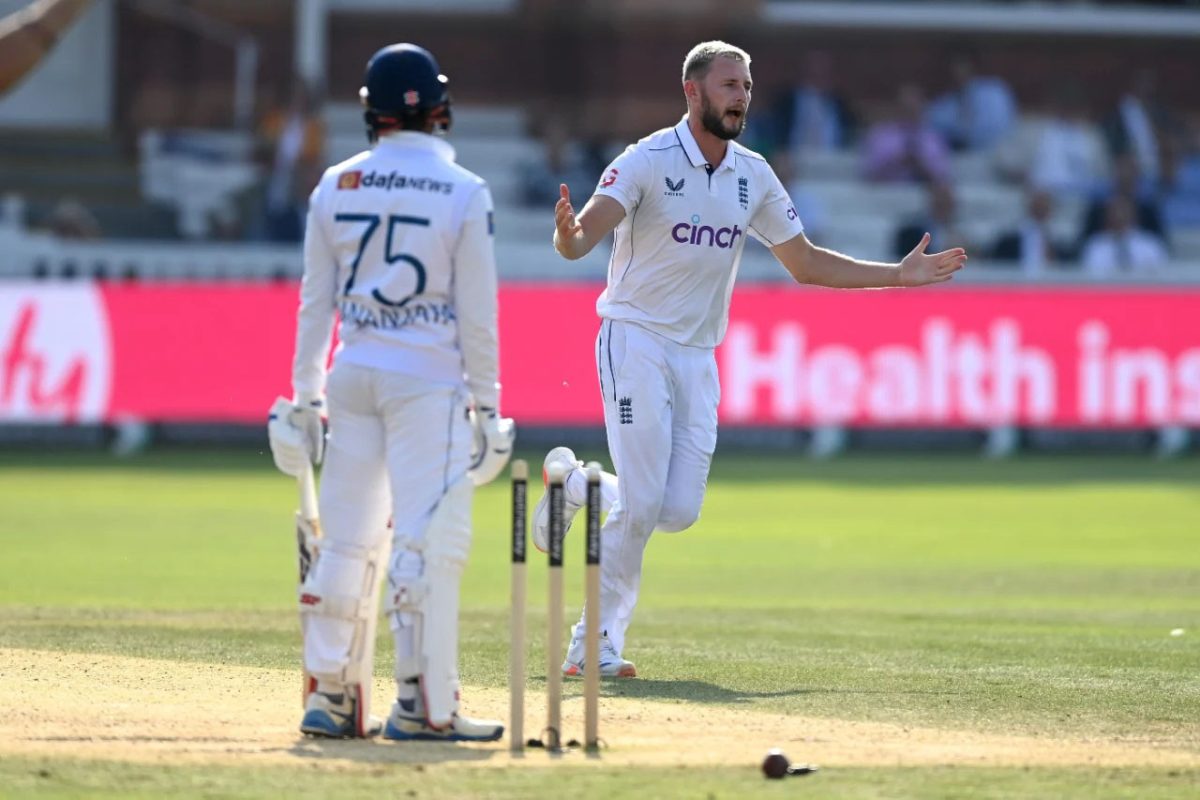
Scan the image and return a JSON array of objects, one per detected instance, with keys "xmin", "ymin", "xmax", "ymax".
[{"xmin": 671, "ymin": 215, "xmax": 743, "ymax": 248}]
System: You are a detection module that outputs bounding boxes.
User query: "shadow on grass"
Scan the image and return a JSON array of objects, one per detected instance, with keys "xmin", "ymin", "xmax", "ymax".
[
  {"xmin": 27, "ymin": 733, "xmax": 505, "ymax": 768},
  {"xmin": 598, "ymin": 678, "xmax": 812, "ymax": 704},
  {"xmin": 3, "ymin": 448, "xmax": 1195, "ymax": 488},
  {"xmin": 287, "ymin": 736, "xmax": 500, "ymax": 765},
  {"xmin": 603, "ymin": 678, "xmax": 963, "ymax": 706}
]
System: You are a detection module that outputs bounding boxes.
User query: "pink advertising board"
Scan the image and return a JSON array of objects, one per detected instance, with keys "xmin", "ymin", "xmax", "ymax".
[{"xmin": 2, "ymin": 282, "xmax": 1197, "ymax": 427}]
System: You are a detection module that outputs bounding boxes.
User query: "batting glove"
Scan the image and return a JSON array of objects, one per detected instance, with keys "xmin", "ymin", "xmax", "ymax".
[
  {"xmin": 267, "ymin": 396, "xmax": 326, "ymax": 477},
  {"xmin": 468, "ymin": 406, "xmax": 515, "ymax": 486},
  {"xmin": 290, "ymin": 396, "xmax": 326, "ymax": 466}
]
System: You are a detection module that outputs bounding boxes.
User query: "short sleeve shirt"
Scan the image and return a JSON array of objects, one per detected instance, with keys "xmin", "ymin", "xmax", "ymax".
[{"xmin": 592, "ymin": 116, "xmax": 804, "ymax": 348}]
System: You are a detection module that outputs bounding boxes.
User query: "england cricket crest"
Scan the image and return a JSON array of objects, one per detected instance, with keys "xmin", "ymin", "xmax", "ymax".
[{"xmin": 618, "ymin": 396, "xmax": 633, "ymax": 425}]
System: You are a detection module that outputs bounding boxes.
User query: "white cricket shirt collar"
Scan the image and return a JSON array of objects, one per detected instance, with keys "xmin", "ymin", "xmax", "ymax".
[
  {"xmin": 674, "ymin": 116, "xmax": 737, "ymax": 174},
  {"xmin": 375, "ymin": 130, "xmax": 457, "ymax": 162}
]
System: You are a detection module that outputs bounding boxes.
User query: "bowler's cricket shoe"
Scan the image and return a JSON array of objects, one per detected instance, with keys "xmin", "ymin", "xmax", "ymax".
[
  {"xmin": 531, "ymin": 446, "xmax": 585, "ymax": 553},
  {"xmin": 562, "ymin": 630, "xmax": 637, "ymax": 678},
  {"xmin": 383, "ymin": 699, "xmax": 504, "ymax": 742},
  {"xmin": 299, "ymin": 690, "xmax": 383, "ymax": 738}
]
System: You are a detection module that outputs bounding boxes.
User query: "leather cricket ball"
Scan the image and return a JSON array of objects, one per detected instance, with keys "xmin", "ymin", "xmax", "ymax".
[{"xmin": 762, "ymin": 748, "xmax": 790, "ymax": 779}]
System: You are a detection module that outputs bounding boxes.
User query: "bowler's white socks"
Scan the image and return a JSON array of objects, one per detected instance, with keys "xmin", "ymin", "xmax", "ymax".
[{"xmin": 564, "ymin": 467, "xmax": 618, "ymax": 514}]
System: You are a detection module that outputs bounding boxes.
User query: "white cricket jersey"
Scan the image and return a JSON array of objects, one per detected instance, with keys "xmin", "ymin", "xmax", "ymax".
[
  {"xmin": 292, "ymin": 131, "xmax": 499, "ymax": 408},
  {"xmin": 593, "ymin": 116, "xmax": 805, "ymax": 348}
]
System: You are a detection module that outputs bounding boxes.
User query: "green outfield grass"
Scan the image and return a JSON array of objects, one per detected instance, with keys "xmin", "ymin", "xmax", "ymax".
[
  {"xmin": 0, "ymin": 758, "xmax": 1195, "ymax": 800},
  {"xmin": 1, "ymin": 448, "xmax": 1197, "ymax": 798}
]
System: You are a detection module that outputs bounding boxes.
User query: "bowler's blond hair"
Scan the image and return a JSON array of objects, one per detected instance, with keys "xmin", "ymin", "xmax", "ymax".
[{"xmin": 682, "ymin": 40, "xmax": 751, "ymax": 83}]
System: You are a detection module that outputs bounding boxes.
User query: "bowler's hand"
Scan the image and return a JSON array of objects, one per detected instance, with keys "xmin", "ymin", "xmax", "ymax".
[
  {"xmin": 553, "ymin": 184, "xmax": 583, "ymax": 256},
  {"xmin": 899, "ymin": 233, "xmax": 967, "ymax": 286}
]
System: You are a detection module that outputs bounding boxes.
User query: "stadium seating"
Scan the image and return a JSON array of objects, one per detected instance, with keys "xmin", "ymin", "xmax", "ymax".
[{"xmin": 2, "ymin": 103, "xmax": 1198, "ymax": 282}]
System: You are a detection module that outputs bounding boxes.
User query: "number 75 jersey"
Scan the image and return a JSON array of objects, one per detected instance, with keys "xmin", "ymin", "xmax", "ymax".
[{"xmin": 292, "ymin": 132, "xmax": 499, "ymax": 408}]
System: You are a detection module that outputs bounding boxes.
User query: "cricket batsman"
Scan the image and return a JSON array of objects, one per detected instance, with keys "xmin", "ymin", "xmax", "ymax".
[{"xmin": 267, "ymin": 42, "xmax": 512, "ymax": 741}]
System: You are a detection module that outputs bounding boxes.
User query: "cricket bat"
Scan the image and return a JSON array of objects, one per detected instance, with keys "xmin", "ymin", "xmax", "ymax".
[{"xmin": 296, "ymin": 459, "xmax": 321, "ymax": 706}]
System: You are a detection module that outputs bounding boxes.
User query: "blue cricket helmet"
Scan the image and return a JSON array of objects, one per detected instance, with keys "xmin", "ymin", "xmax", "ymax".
[{"xmin": 360, "ymin": 43, "xmax": 452, "ymax": 138}]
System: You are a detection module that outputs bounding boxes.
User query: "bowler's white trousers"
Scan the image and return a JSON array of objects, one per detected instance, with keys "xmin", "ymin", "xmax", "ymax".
[
  {"xmin": 305, "ymin": 360, "xmax": 472, "ymax": 689},
  {"xmin": 585, "ymin": 319, "xmax": 720, "ymax": 654}
]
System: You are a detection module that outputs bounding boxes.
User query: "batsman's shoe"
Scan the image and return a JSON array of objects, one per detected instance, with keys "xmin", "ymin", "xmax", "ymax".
[
  {"xmin": 532, "ymin": 446, "xmax": 585, "ymax": 553},
  {"xmin": 299, "ymin": 690, "xmax": 383, "ymax": 738},
  {"xmin": 562, "ymin": 631, "xmax": 637, "ymax": 678},
  {"xmin": 383, "ymin": 700, "xmax": 504, "ymax": 742}
]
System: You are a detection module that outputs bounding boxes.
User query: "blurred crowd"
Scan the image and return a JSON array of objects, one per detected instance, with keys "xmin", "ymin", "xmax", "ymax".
[
  {"xmin": 521, "ymin": 52, "xmax": 1200, "ymax": 278},
  {"xmin": 779, "ymin": 53, "xmax": 1200, "ymax": 276},
  {"xmin": 17, "ymin": 52, "xmax": 1200, "ymax": 283}
]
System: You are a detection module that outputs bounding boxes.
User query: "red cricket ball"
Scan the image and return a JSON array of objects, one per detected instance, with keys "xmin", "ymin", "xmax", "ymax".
[{"xmin": 762, "ymin": 748, "xmax": 790, "ymax": 779}]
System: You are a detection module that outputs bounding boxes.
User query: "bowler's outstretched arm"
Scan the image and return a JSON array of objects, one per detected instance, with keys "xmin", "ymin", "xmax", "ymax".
[
  {"xmin": 553, "ymin": 184, "xmax": 626, "ymax": 261},
  {"xmin": 771, "ymin": 230, "xmax": 967, "ymax": 289}
]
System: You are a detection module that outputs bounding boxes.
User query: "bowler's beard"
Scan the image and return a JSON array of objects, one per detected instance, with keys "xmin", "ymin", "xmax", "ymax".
[{"xmin": 699, "ymin": 89, "xmax": 746, "ymax": 141}]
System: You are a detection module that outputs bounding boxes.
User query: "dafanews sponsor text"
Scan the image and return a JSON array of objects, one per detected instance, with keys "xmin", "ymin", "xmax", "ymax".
[{"xmin": 338, "ymin": 170, "xmax": 454, "ymax": 194}]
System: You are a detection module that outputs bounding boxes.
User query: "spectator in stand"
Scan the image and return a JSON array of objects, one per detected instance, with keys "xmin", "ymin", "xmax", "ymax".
[
  {"xmin": 1103, "ymin": 69, "xmax": 1179, "ymax": 185},
  {"xmin": 990, "ymin": 187, "xmax": 1074, "ymax": 274},
  {"xmin": 258, "ymin": 78, "xmax": 325, "ymax": 243},
  {"xmin": 1162, "ymin": 114, "xmax": 1200, "ymax": 228},
  {"xmin": 893, "ymin": 182, "xmax": 971, "ymax": 258},
  {"xmin": 863, "ymin": 83, "xmax": 951, "ymax": 184},
  {"xmin": 208, "ymin": 202, "xmax": 246, "ymax": 242},
  {"xmin": 1080, "ymin": 152, "xmax": 1166, "ymax": 247},
  {"xmin": 1080, "ymin": 195, "xmax": 1168, "ymax": 277},
  {"xmin": 765, "ymin": 49, "xmax": 854, "ymax": 235},
  {"xmin": 1007, "ymin": 82, "xmax": 1109, "ymax": 199},
  {"xmin": 519, "ymin": 115, "xmax": 597, "ymax": 208},
  {"xmin": 45, "ymin": 198, "xmax": 101, "ymax": 240},
  {"xmin": 926, "ymin": 55, "xmax": 1017, "ymax": 151},
  {"xmin": 770, "ymin": 50, "xmax": 857, "ymax": 155}
]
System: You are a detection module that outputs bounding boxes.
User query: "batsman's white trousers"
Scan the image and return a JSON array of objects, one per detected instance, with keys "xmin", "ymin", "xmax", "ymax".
[
  {"xmin": 592, "ymin": 319, "xmax": 719, "ymax": 654},
  {"xmin": 304, "ymin": 360, "xmax": 472, "ymax": 684}
]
